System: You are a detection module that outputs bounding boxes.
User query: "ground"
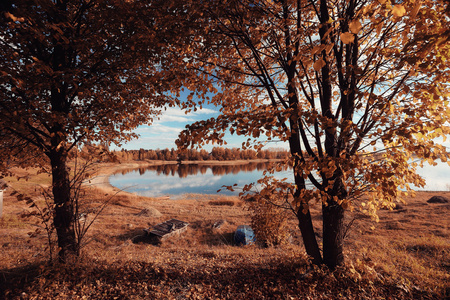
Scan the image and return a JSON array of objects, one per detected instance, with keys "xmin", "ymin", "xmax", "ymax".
[{"xmin": 0, "ymin": 161, "xmax": 449, "ymax": 299}]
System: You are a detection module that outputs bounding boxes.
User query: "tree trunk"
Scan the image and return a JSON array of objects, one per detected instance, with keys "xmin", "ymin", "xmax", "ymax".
[
  {"xmin": 292, "ymin": 160, "xmax": 322, "ymax": 265},
  {"xmin": 296, "ymin": 201, "xmax": 323, "ymax": 266},
  {"xmin": 50, "ymin": 150, "xmax": 76, "ymax": 261},
  {"xmin": 322, "ymin": 200, "xmax": 345, "ymax": 269},
  {"xmin": 289, "ymin": 128, "xmax": 323, "ymax": 265}
]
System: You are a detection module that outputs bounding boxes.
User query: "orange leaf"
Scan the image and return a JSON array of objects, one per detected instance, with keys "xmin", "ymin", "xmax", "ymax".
[
  {"xmin": 313, "ymin": 58, "xmax": 326, "ymax": 71},
  {"xmin": 349, "ymin": 20, "xmax": 362, "ymax": 34},
  {"xmin": 340, "ymin": 32, "xmax": 355, "ymax": 44},
  {"xmin": 392, "ymin": 5, "xmax": 406, "ymax": 17}
]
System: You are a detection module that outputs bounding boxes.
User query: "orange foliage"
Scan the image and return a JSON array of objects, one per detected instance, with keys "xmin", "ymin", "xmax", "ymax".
[{"xmin": 175, "ymin": 0, "xmax": 450, "ymax": 268}]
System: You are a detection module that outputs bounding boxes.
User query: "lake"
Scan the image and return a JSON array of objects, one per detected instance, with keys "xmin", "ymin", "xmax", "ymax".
[
  {"xmin": 109, "ymin": 160, "xmax": 450, "ymax": 198},
  {"xmin": 109, "ymin": 162, "xmax": 290, "ymax": 198}
]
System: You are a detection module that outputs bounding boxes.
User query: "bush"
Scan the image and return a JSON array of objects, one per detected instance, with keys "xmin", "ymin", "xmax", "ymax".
[
  {"xmin": 208, "ymin": 200, "xmax": 235, "ymax": 206},
  {"xmin": 248, "ymin": 194, "xmax": 291, "ymax": 247}
]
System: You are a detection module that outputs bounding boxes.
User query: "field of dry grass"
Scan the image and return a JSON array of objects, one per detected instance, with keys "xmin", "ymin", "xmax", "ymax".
[{"xmin": 0, "ymin": 162, "xmax": 449, "ymax": 299}]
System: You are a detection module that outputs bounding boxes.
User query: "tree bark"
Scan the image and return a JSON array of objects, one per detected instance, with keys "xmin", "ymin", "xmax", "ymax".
[
  {"xmin": 282, "ymin": 1, "xmax": 323, "ymax": 265},
  {"xmin": 296, "ymin": 201, "xmax": 323, "ymax": 266},
  {"xmin": 322, "ymin": 200, "xmax": 345, "ymax": 269},
  {"xmin": 50, "ymin": 150, "xmax": 76, "ymax": 261},
  {"xmin": 289, "ymin": 126, "xmax": 323, "ymax": 264}
]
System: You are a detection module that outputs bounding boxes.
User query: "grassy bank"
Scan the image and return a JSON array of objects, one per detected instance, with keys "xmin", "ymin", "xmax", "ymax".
[{"xmin": 0, "ymin": 163, "xmax": 449, "ymax": 299}]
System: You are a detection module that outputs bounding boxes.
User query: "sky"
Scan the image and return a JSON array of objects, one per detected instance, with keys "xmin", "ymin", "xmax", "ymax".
[
  {"xmin": 115, "ymin": 91, "xmax": 450, "ymax": 155},
  {"xmin": 118, "ymin": 104, "xmax": 219, "ymax": 150},
  {"xmin": 115, "ymin": 91, "xmax": 289, "ymax": 151}
]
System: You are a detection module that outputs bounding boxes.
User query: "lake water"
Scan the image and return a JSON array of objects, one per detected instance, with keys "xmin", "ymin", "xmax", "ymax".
[
  {"xmin": 109, "ymin": 162, "xmax": 290, "ymax": 198},
  {"xmin": 109, "ymin": 160, "xmax": 450, "ymax": 198}
]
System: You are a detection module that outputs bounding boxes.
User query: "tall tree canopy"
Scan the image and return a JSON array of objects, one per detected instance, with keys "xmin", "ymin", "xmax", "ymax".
[
  {"xmin": 176, "ymin": 0, "xmax": 450, "ymax": 268},
  {"xmin": 0, "ymin": 0, "xmax": 187, "ymax": 259}
]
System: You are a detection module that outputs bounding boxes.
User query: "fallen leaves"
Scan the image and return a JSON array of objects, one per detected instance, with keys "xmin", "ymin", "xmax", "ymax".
[{"xmin": 1, "ymin": 252, "xmax": 444, "ymax": 299}]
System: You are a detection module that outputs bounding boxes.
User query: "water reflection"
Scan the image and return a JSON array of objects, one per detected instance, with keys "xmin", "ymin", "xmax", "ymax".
[
  {"xmin": 121, "ymin": 162, "xmax": 280, "ymax": 178},
  {"xmin": 110, "ymin": 162, "xmax": 291, "ymax": 198},
  {"xmin": 109, "ymin": 160, "xmax": 450, "ymax": 198}
]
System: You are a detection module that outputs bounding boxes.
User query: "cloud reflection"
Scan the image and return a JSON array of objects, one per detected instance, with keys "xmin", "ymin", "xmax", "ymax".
[
  {"xmin": 110, "ymin": 160, "xmax": 450, "ymax": 198},
  {"xmin": 110, "ymin": 162, "xmax": 290, "ymax": 197}
]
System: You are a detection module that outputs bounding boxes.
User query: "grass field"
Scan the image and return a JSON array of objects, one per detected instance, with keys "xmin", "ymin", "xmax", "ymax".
[{"xmin": 0, "ymin": 162, "xmax": 449, "ymax": 299}]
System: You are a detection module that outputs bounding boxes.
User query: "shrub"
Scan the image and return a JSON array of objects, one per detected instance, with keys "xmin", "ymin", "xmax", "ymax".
[
  {"xmin": 248, "ymin": 194, "xmax": 291, "ymax": 247},
  {"xmin": 208, "ymin": 200, "xmax": 235, "ymax": 206}
]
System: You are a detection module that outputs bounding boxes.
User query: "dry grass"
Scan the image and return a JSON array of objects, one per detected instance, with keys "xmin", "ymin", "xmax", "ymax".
[{"xmin": 0, "ymin": 164, "xmax": 449, "ymax": 299}]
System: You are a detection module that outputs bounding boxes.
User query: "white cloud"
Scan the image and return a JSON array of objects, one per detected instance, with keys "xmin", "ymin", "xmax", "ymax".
[
  {"xmin": 135, "ymin": 123, "xmax": 182, "ymax": 134},
  {"xmin": 154, "ymin": 106, "xmax": 217, "ymax": 123},
  {"xmin": 121, "ymin": 133, "xmax": 180, "ymax": 150},
  {"xmin": 115, "ymin": 105, "xmax": 220, "ymax": 150},
  {"xmin": 157, "ymin": 114, "xmax": 191, "ymax": 123}
]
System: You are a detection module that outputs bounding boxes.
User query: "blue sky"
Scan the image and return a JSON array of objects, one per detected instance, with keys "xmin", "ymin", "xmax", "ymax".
[
  {"xmin": 119, "ymin": 103, "xmax": 289, "ymax": 151},
  {"xmin": 116, "ymin": 89, "xmax": 279, "ymax": 150},
  {"xmin": 118, "ymin": 104, "xmax": 219, "ymax": 150},
  {"xmin": 116, "ymin": 92, "xmax": 450, "ymax": 155}
]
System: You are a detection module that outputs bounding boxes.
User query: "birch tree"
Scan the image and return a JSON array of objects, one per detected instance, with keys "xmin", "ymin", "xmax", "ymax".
[{"xmin": 176, "ymin": 0, "xmax": 450, "ymax": 268}]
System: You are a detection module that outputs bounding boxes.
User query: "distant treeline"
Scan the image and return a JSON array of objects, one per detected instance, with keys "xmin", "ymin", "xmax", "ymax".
[{"xmin": 112, "ymin": 147, "xmax": 289, "ymax": 161}]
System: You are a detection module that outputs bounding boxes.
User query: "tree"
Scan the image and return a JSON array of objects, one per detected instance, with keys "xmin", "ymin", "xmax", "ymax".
[
  {"xmin": 0, "ymin": 0, "xmax": 185, "ymax": 260},
  {"xmin": 176, "ymin": 0, "xmax": 450, "ymax": 268}
]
